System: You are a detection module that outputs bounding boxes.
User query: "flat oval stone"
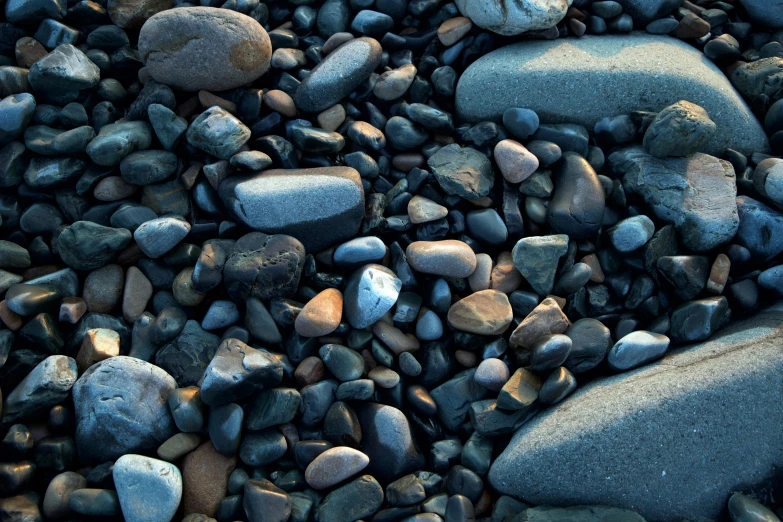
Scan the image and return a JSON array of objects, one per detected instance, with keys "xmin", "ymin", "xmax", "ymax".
[
  {"xmin": 455, "ymin": 0, "xmax": 570, "ymax": 35},
  {"xmin": 296, "ymin": 289, "xmax": 343, "ymax": 337},
  {"xmin": 406, "ymin": 240, "xmax": 477, "ymax": 278},
  {"xmin": 295, "ymin": 37, "xmax": 382, "ymax": 113},
  {"xmin": 6, "ymin": 283, "xmax": 60, "ymax": 316},
  {"xmin": 113, "ymin": 454, "xmax": 182, "ymax": 522},
  {"xmin": 305, "ymin": 447, "xmax": 370, "ymax": 489},
  {"xmin": 456, "ymin": 34, "xmax": 769, "ymax": 156},
  {"xmin": 547, "ymin": 152, "xmax": 605, "ymax": 239},
  {"xmin": 427, "ymin": 143, "xmax": 494, "ymax": 201},
  {"xmin": 139, "ymin": 7, "xmax": 272, "ymax": 92},
  {"xmin": 608, "ymin": 330, "xmax": 670, "ymax": 371},
  {"xmin": 447, "ymin": 289, "xmax": 513, "ymax": 335},
  {"xmin": 219, "ymin": 167, "xmax": 364, "ymax": 253}
]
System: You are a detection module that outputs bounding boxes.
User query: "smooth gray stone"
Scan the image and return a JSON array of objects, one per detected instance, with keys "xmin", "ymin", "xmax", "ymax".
[
  {"xmin": 735, "ymin": 196, "xmax": 783, "ymax": 263},
  {"xmin": 28, "ymin": 44, "xmax": 100, "ymax": 104},
  {"xmin": 86, "ymin": 121, "xmax": 153, "ymax": 166},
  {"xmin": 55, "ymin": 221, "xmax": 132, "ymax": 270},
  {"xmin": 512, "ymin": 505, "xmax": 645, "ymax": 522},
  {"xmin": 669, "ymin": 296, "xmax": 731, "ymax": 344},
  {"xmin": 113, "ymin": 454, "xmax": 182, "ymax": 522},
  {"xmin": 24, "ymin": 125, "xmax": 95, "ymax": 155},
  {"xmin": 489, "ymin": 301, "xmax": 783, "ymax": 522},
  {"xmin": 2, "ymin": 355, "xmax": 77, "ymax": 424},
  {"xmin": 219, "ymin": 167, "xmax": 364, "ymax": 252},
  {"xmin": 23, "ymin": 156, "xmax": 85, "ymax": 187},
  {"xmin": 738, "ymin": 0, "xmax": 783, "ymax": 28},
  {"xmin": 607, "ymin": 330, "xmax": 670, "ymax": 371},
  {"xmin": 133, "ymin": 216, "xmax": 191, "ymax": 258},
  {"xmin": 343, "ymin": 263, "xmax": 401, "ymax": 329},
  {"xmin": 356, "ymin": 403, "xmax": 425, "ymax": 484},
  {"xmin": 431, "ymin": 368, "xmax": 489, "ymax": 432},
  {"xmin": 72, "ymin": 356, "xmax": 177, "ymax": 462},
  {"xmin": 315, "ymin": 475, "xmax": 384, "ymax": 522},
  {"xmin": 610, "ymin": 147, "xmax": 738, "ymax": 252},
  {"xmin": 456, "ymin": 34, "xmax": 769, "ymax": 156},
  {"xmin": 200, "ymin": 338, "xmax": 283, "ymax": 406},
  {"xmin": 186, "ymin": 106, "xmax": 251, "ymax": 160},
  {"xmin": 0, "ymin": 93, "xmax": 35, "ymax": 144}
]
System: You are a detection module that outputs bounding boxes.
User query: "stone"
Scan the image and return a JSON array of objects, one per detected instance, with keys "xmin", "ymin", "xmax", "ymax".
[
  {"xmin": 497, "ymin": 367, "xmax": 541, "ymax": 411},
  {"xmin": 187, "ymin": 106, "xmax": 251, "ymax": 160},
  {"xmin": 343, "ymin": 264, "xmax": 402, "ymax": 329},
  {"xmin": 407, "ymin": 240, "xmax": 477, "ymax": 278},
  {"xmin": 220, "ymin": 167, "xmax": 364, "ymax": 252},
  {"xmin": 657, "ymin": 255, "xmax": 710, "ymax": 301},
  {"xmin": 727, "ymin": 493, "xmax": 780, "ymax": 522},
  {"xmin": 447, "ymin": 290, "xmax": 513, "ymax": 335},
  {"xmin": 374, "ymin": 64, "xmax": 417, "ymax": 101},
  {"xmin": 43, "ymin": 471, "xmax": 87, "ymax": 519},
  {"xmin": 157, "ymin": 433, "xmax": 201, "ymax": 461},
  {"xmin": 408, "ymin": 195, "xmax": 448, "ymax": 224},
  {"xmin": 607, "ymin": 215, "xmax": 655, "ymax": 252},
  {"xmin": 5, "ymin": 0, "xmax": 66, "ymax": 24},
  {"xmin": 431, "ymin": 369, "xmax": 489, "ymax": 432},
  {"xmin": 511, "ymin": 235, "xmax": 569, "ymax": 296},
  {"xmin": 122, "ymin": 266, "xmax": 152, "ymax": 323},
  {"xmin": 454, "ymin": 0, "xmax": 571, "ymax": 35},
  {"xmin": 239, "ymin": 429, "xmax": 287, "ymax": 466},
  {"xmin": 87, "ymin": 121, "xmax": 153, "ymax": 166},
  {"xmin": 564, "ymin": 318, "xmax": 611, "ymax": 373},
  {"xmin": 0, "ymin": 93, "xmax": 35, "ymax": 145},
  {"xmin": 295, "ymin": 289, "xmax": 343, "ymax": 337},
  {"xmin": 368, "ymin": 366, "xmax": 400, "ymax": 388},
  {"xmin": 669, "ymin": 296, "xmax": 731, "ymax": 344},
  {"xmin": 512, "ymin": 506, "xmax": 646, "ymax": 522},
  {"xmin": 69, "ymin": 489, "xmax": 121, "ymax": 516},
  {"xmin": 315, "ymin": 475, "xmax": 384, "ymax": 522},
  {"xmin": 200, "ymin": 338, "xmax": 283, "ymax": 406},
  {"xmin": 28, "ymin": 44, "xmax": 100, "ymax": 104},
  {"xmin": 120, "ymin": 150, "xmax": 178, "ymax": 186},
  {"xmin": 245, "ymin": 387, "xmax": 301, "ymax": 430},
  {"xmin": 489, "ymin": 301, "xmax": 783, "ymax": 522},
  {"xmin": 509, "ymin": 297, "xmax": 570, "ymax": 350},
  {"xmin": 735, "ymin": 196, "xmax": 783, "ymax": 263},
  {"xmin": 113, "ymin": 454, "xmax": 182, "ymax": 522},
  {"xmin": 5, "ymin": 283, "xmax": 60, "ymax": 316},
  {"xmin": 2, "ymin": 355, "xmax": 77, "ymax": 424},
  {"xmin": 610, "ymin": 147, "xmax": 739, "ymax": 252},
  {"xmin": 760, "ymin": 265, "xmax": 783, "ymax": 294},
  {"xmin": 357, "ymin": 403, "xmax": 425, "ymax": 483},
  {"xmin": 547, "ymin": 152, "xmax": 605, "ymax": 239},
  {"xmin": 607, "ymin": 330, "xmax": 670, "ymax": 371},
  {"xmin": 428, "ymin": 143, "xmax": 494, "ymax": 200},
  {"xmin": 139, "ymin": 7, "xmax": 272, "ymax": 92},
  {"xmin": 494, "ymin": 140, "xmax": 539, "ymax": 184},
  {"xmin": 438, "ymin": 17, "xmax": 472, "ymax": 46},
  {"xmin": 56, "ymin": 221, "xmax": 132, "ymax": 270},
  {"xmin": 456, "ymin": 34, "xmax": 769, "ymax": 156},
  {"xmin": 305, "ymin": 447, "xmax": 370, "ymax": 489},
  {"xmin": 295, "ymin": 37, "xmax": 383, "ymax": 113},
  {"xmin": 182, "ymin": 442, "xmax": 236, "ymax": 518},
  {"xmin": 75, "ymin": 328, "xmax": 120, "ymax": 371},
  {"xmin": 737, "ymin": 0, "xmax": 783, "ymax": 28},
  {"xmin": 244, "ymin": 479, "xmax": 291, "ymax": 522},
  {"xmin": 72, "ymin": 356, "xmax": 177, "ymax": 462},
  {"xmin": 643, "ymin": 100, "xmax": 716, "ymax": 158},
  {"xmin": 108, "ymin": 0, "xmax": 170, "ymax": 28}
]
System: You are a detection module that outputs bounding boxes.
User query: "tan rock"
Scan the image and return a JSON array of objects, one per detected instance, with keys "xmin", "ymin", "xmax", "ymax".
[
  {"xmin": 406, "ymin": 240, "xmax": 477, "ymax": 278},
  {"xmin": 438, "ymin": 16, "xmax": 473, "ymax": 46},
  {"xmin": 494, "ymin": 139, "xmax": 539, "ymax": 183},
  {"xmin": 317, "ymin": 104, "xmax": 346, "ymax": 131},
  {"xmin": 295, "ymin": 288, "xmax": 343, "ymax": 337},
  {"xmin": 182, "ymin": 441, "xmax": 237, "ymax": 517},
  {"xmin": 447, "ymin": 289, "xmax": 513, "ymax": 335},
  {"xmin": 581, "ymin": 253, "xmax": 605, "ymax": 283},
  {"xmin": 372, "ymin": 321, "xmax": 420, "ymax": 355},
  {"xmin": 0, "ymin": 300, "xmax": 23, "ymax": 330},
  {"xmin": 76, "ymin": 328, "xmax": 120, "ymax": 372},
  {"xmin": 408, "ymin": 195, "xmax": 448, "ymax": 224},
  {"xmin": 490, "ymin": 251, "xmax": 523, "ymax": 293},
  {"xmin": 295, "ymin": 356, "xmax": 325, "ymax": 387},
  {"xmin": 59, "ymin": 297, "xmax": 86, "ymax": 324},
  {"xmin": 264, "ymin": 89, "xmax": 297, "ymax": 118},
  {"xmin": 122, "ymin": 266, "xmax": 152, "ymax": 323},
  {"xmin": 706, "ymin": 253, "xmax": 730, "ymax": 295},
  {"xmin": 509, "ymin": 297, "xmax": 571, "ymax": 350}
]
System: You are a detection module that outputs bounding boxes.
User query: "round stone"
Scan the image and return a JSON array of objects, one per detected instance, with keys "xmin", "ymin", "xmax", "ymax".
[
  {"xmin": 454, "ymin": 0, "xmax": 571, "ymax": 35},
  {"xmin": 607, "ymin": 215, "xmax": 655, "ymax": 252},
  {"xmin": 447, "ymin": 289, "xmax": 513, "ymax": 335},
  {"xmin": 296, "ymin": 289, "xmax": 343, "ymax": 338},
  {"xmin": 474, "ymin": 358, "xmax": 510, "ymax": 391},
  {"xmin": 406, "ymin": 240, "xmax": 478, "ymax": 278},
  {"xmin": 305, "ymin": 447, "xmax": 370, "ymax": 489},
  {"xmin": 494, "ymin": 139, "xmax": 539, "ymax": 183},
  {"xmin": 529, "ymin": 334, "xmax": 573, "ymax": 372},
  {"xmin": 108, "ymin": 0, "xmax": 170, "ymax": 28},
  {"xmin": 608, "ymin": 331, "xmax": 671, "ymax": 371},
  {"xmin": 113, "ymin": 454, "xmax": 182, "ymax": 522}
]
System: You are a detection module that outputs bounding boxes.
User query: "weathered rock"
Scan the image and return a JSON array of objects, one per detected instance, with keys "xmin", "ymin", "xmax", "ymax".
[
  {"xmin": 72, "ymin": 356, "xmax": 177, "ymax": 462},
  {"xmin": 610, "ymin": 147, "xmax": 738, "ymax": 252},
  {"xmin": 511, "ymin": 235, "xmax": 569, "ymax": 296},
  {"xmin": 454, "ymin": 0, "xmax": 571, "ymax": 36},
  {"xmin": 139, "ymin": 7, "xmax": 272, "ymax": 91},
  {"xmin": 343, "ymin": 264, "xmax": 402, "ymax": 329},
  {"xmin": 220, "ymin": 167, "xmax": 364, "ymax": 252},
  {"xmin": 489, "ymin": 301, "xmax": 783, "ymax": 522},
  {"xmin": 447, "ymin": 290, "xmax": 513, "ymax": 336},
  {"xmin": 735, "ymin": 196, "xmax": 783, "ymax": 263},
  {"xmin": 643, "ymin": 100, "xmax": 716, "ymax": 158},
  {"xmin": 737, "ymin": 0, "xmax": 783, "ymax": 28},
  {"xmin": 108, "ymin": 0, "xmax": 171, "ymax": 29},
  {"xmin": 28, "ymin": 44, "xmax": 100, "ymax": 104},
  {"xmin": 113, "ymin": 454, "xmax": 182, "ymax": 522},
  {"xmin": 547, "ymin": 152, "xmax": 605, "ymax": 239},
  {"xmin": 56, "ymin": 221, "xmax": 132, "ymax": 270},
  {"xmin": 511, "ymin": 505, "xmax": 646, "ymax": 522},
  {"xmin": 356, "ymin": 403, "xmax": 425, "ymax": 484},
  {"xmin": 182, "ymin": 441, "xmax": 236, "ymax": 518},
  {"xmin": 2, "ymin": 355, "xmax": 77, "ymax": 424},
  {"xmin": 456, "ymin": 34, "xmax": 769, "ymax": 156},
  {"xmin": 428, "ymin": 143, "xmax": 494, "ymax": 201}
]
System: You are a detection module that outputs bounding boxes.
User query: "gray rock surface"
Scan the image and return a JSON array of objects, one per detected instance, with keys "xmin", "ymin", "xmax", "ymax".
[
  {"xmin": 72, "ymin": 356, "xmax": 177, "ymax": 462},
  {"xmin": 456, "ymin": 34, "xmax": 769, "ymax": 156},
  {"xmin": 454, "ymin": 0, "xmax": 571, "ymax": 36},
  {"xmin": 2, "ymin": 355, "xmax": 77, "ymax": 424},
  {"xmin": 613, "ymin": 0, "xmax": 680, "ymax": 24},
  {"xmin": 489, "ymin": 301, "xmax": 783, "ymax": 522},
  {"xmin": 220, "ymin": 167, "xmax": 364, "ymax": 252},
  {"xmin": 138, "ymin": 7, "xmax": 272, "ymax": 92},
  {"xmin": 738, "ymin": 0, "xmax": 783, "ymax": 28},
  {"xmin": 610, "ymin": 147, "xmax": 738, "ymax": 252},
  {"xmin": 113, "ymin": 454, "xmax": 182, "ymax": 522},
  {"xmin": 343, "ymin": 263, "xmax": 402, "ymax": 329}
]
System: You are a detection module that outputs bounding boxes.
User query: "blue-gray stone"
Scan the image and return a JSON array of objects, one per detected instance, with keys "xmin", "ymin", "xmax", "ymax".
[
  {"xmin": 0, "ymin": 93, "xmax": 35, "ymax": 144},
  {"xmin": 202, "ymin": 300, "xmax": 239, "ymax": 330},
  {"xmin": 133, "ymin": 216, "xmax": 191, "ymax": 258},
  {"xmin": 86, "ymin": 121, "xmax": 153, "ymax": 166},
  {"xmin": 56, "ymin": 221, "xmax": 132, "ymax": 270},
  {"xmin": 343, "ymin": 264, "xmax": 401, "ymax": 329},
  {"xmin": 186, "ymin": 106, "xmax": 251, "ymax": 160},
  {"xmin": 113, "ymin": 454, "xmax": 182, "ymax": 522},
  {"xmin": 28, "ymin": 44, "xmax": 100, "ymax": 104}
]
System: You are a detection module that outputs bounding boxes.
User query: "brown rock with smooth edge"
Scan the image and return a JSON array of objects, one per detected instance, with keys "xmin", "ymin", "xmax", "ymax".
[
  {"xmin": 448, "ymin": 289, "xmax": 513, "ymax": 335},
  {"xmin": 182, "ymin": 441, "xmax": 237, "ymax": 517}
]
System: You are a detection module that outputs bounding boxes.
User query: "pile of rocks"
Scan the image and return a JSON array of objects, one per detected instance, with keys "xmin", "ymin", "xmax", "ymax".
[{"xmin": 2, "ymin": 0, "xmax": 783, "ymax": 521}]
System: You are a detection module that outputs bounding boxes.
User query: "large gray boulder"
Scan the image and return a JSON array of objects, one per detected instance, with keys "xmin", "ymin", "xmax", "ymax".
[
  {"xmin": 737, "ymin": 0, "xmax": 783, "ymax": 28},
  {"xmin": 72, "ymin": 356, "xmax": 178, "ymax": 462},
  {"xmin": 489, "ymin": 301, "xmax": 783, "ymax": 522},
  {"xmin": 456, "ymin": 33, "xmax": 769, "ymax": 156}
]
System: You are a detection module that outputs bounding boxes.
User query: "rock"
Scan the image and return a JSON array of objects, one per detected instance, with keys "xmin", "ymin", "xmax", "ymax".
[
  {"xmin": 182, "ymin": 442, "xmax": 236, "ymax": 518},
  {"xmin": 607, "ymin": 330, "xmax": 670, "ymax": 371},
  {"xmin": 474, "ymin": 358, "xmax": 510, "ymax": 392},
  {"xmin": 737, "ymin": 0, "xmax": 783, "ymax": 28},
  {"xmin": 244, "ymin": 479, "xmax": 291, "ymax": 522},
  {"xmin": 157, "ymin": 433, "xmax": 200, "ymax": 461},
  {"xmin": 613, "ymin": 0, "xmax": 679, "ymax": 24},
  {"xmin": 454, "ymin": 0, "xmax": 571, "ymax": 35},
  {"xmin": 139, "ymin": 7, "xmax": 272, "ymax": 92},
  {"xmin": 438, "ymin": 17, "xmax": 472, "ymax": 46},
  {"xmin": 343, "ymin": 264, "xmax": 401, "ymax": 329},
  {"xmin": 447, "ymin": 290, "xmax": 513, "ymax": 335},
  {"xmin": 108, "ymin": 0, "xmax": 171, "ymax": 28},
  {"xmin": 87, "ymin": 121, "xmax": 154, "ymax": 166},
  {"xmin": 0, "ymin": 93, "xmax": 35, "ymax": 145},
  {"xmin": 408, "ymin": 195, "xmax": 448, "ymax": 224},
  {"xmin": 56, "ymin": 221, "xmax": 132, "ymax": 270},
  {"xmin": 509, "ymin": 297, "xmax": 570, "ymax": 350},
  {"xmin": 760, "ymin": 265, "xmax": 783, "ymax": 294},
  {"xmin": 5, "ymin": 283, "xmax": 60, "ymax": 316},
  {"xmin": 428, "ymin": 143, "xmax": 494, "ymax": 200},
  {"xmin": 456, "ymin": 35, "xmax": 768, "ymax": 156},
  {"xmin": 670, "ymin": 296, "xmax": 731, "ymax": 344},
  {"xmin": 113, "ymin": 454, "xmax": 182, "ymax": 522},
  {"xmin": 75, "ymin": 328, "xmax": 120, "ymax": 371},
  {"xmin": 727, "ymin": 493, "xmax": 780, "ymax": 522},
  {"xmin": 2, "ymin": 355, "xmax": 77, "ymax": 424},
  {"xmin": 497, "ymin": 367, "xmax": 541, "ymax": 411},
  {"xmin": 643, "ymin": 100, "xmax": 716, "ymax": 158},
  {"xmin": 431, "ymin": 368, "xmax": 489, "ymax": 432},
  {"xmin": 530, "ymin": 334, "xmax": 572, "ymax": 372},
  {"xmin": 156, "ymin": 320, "xmax": 219, "ymax": 387},
  {"xmin": 538, "ymin": 367, "xmax": 576, "ymax": 405},
  {"xmin": 610, "ymin": 147, "xmax": 739, "ymax": 252},
  {"xmin": 494, "ymin": 140, "xmax": 539, "ymax": 184},
  {"xmin": 547, "ymin": 152, "xmax": 605, "ymax": 239},
  {"xmin": 28, "ymin": 44, "xmax": 100, "ymax": 104},
  {"xmin": 511, "ymin": 235, "xmax": 569, "ymax": 296},
  {"xmin": 489, "ymin": 301, "xmax": 783, "ymax": 521},
  {"xmin": 657, "ymin": 255, "xmax": 710, "ymax": 301},
  {"xmin": 187, "ymin": 106, "xmax": 251, "ymax": 160},
  {"xmin": 564, "ymin": 318, "xmax": 611, "ymax": 373},
  {"xmin": 72, "ymin": 356, "xmax": 177, "ymax": 462},
  {"xmin": 735, "ymin": 196, "xmax": 783, "ymax": 263},
  {"xmin": 120, "ymin": 150, "xmax": 178, "ymax": 186},
  {"xmin": 223, "ymin": 232, "xmax": 306, "ymax": 302},
  {"xmin": 200, "ymin": 338, "xmax": 283, "ymax": 406},
  {"xmin": 607, "ymin": 216, "xmax": 655, "ymax": 252},
  {"xmin": 239, "ymin": 429, "xmax": 287, "ymax": 466},
  {"xmin": 134, "ymin": 216, "xmax": 191, "ymax": 258},
  {"xmin": 406, "ymin": 240, "xmax": 477, "ymax": 278},
  {"xmin": 357, "ymin": 403, "xmax": 425, "ymax": 483},
  {"xmin": 220, "ymin": 167, "xmax": 364, "ymax": 252},
  {"xmin": 512, "ymin": 505, "xmax": 646, "ymax": 522},
  {"xmin": 305, "ymin": 447, "xmax": 370, "ymax": 489},
  {"xmin": 295, "ymin": 37, "xmax": 382, "ymax": 113},
  {"xmin": 315, "ymin": 475, "xmax": 384, "ymax": 522},
  {"xmin": 43, "ymin": 471, "xmax": 87, "ymax": 519},
  {"xmin": 245, "ymin": 387, "xmax": 300, "ymax": 430},
  {"xmin": 5, "ymin": 0, "xmax": 66, "ymax": 24}
]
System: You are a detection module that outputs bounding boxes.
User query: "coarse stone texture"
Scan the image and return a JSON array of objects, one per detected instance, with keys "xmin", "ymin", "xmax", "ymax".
[
  {"xmin": 138, "ymin": 7, "xmax": 272, "ymax": 92},
  {"xmin": 72, "ymin": 356, "xmax": 177, "ymax": 462},
  {"xmin": 513, "ymin": 505, "xmax": 646, "ymax": 522},
  {"xmin": 2, "ymin": 355, "xmax": 77, "ymax": 424},
  {"xmin": 643, "ymin": 100, "xmax": 716, "ymax": 158},
  {"xmin": 737, "ymin": 0, "xmax": 783, "ymax": 28},
  {"xmin": 610, "ymin": 146, "xmax": 739, "ymax": 253},
  {"xmin": 108, "ymin": 0, "xmax": 171, "ymax": 29},
  {"xmin": 220, "ymin": 167, "xmax": 364, "ymax": 252},
  {"xmin": 456, "ymin": 34, "xmax": 769, "ymax": 156},
  {"xmin": 427, "ymin": 143, "xmax": 494, "ymax": 201},
  {"xmin": 489, "ymin": 300, "xmax": 783, "ymax": 522},
  {"xmin": 454, "ymin": 0, "xmax": 572, "ymax": 36},
  {"xmin": 447, "ymin": 290, "xmax": 513, "ymax": 336},
  {"xmin": 113, "ymin": 454, "xmax": 182, "ymax": 522},
  {"xmin": 182, "ymin": 441, "xmax": 236, "ymax": 518}
]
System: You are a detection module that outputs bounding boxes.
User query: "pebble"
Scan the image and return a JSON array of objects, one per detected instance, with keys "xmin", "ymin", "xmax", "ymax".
[
  {"xmin": 548, "ymin": 152, "xmax": 605, "ymax": 239},
  {"xmin": 139, "ymin": 7, "xmax": 271, "ymax": 92},
  {"xmin": 474, "ymin": 358, "xmax": 510, "ymax": 392},
  {"xmin": 530, "ymin": 334, "xmax": 573, "ymax": 372},
  {"xmin": 727, "ymin": 492, "xmax": 780, "ymax": 522},
  {"xmin": 29, "ymin": 44, "xmax": 100, "ymax": 104},
  {"xmin": 181, "ymin": 442, "xmax": 236, "ymax": 518},
  {"xmin": 5, "ymin": 283, "xmax": 59, "ymax": 316},
  {"xmin": 670, "ymin": 296, "xmax": 731, "ymax": 343},
  {"xmin": 759, "ymin": 265, "xmax": 783, "ymax": 294},
  {"xmin": 320, "ymin": 344, "xmax": 364, "ymax": 382},
  {"xmin": 305, "ymin": 447, "xmax": 370, "ymax": 489},
  {"xmin": 408, "ymin": 195, "xmax": 448, "ymax": 224},
  {"xmin": 0, "ymin": 93, "xmax": 35, "ymax": 144},
  {"xmin": 494, "ymin": 140, "xmax": 539, "ymax": 183},
  {"xmin": 69, "ymin": 488, "xmax": 121, "ymax": 516},
  {"xmin": 428, "ymin": 143, "xmax": 494, "ymax": 200},
  {"xmin": 455, "ymin": 0, "xmax": 571, "ymax": 35},
  {"xmin": 539, "ymin": 367, "xmax": 577, "ymax": 404},
  {"xmin": 56, "ymin": 221, "xmax": 132, "ymax": 271},
  {"xmin": 447, "ymin": 289, "xmax": 513, "ymax": 335},
  {"xmin": 157, "ymin": 432, "xmax": 201, "ymax": 461},
  {"xmin": 43, "ymin": 471, "xmax": 86, "ymax": 519},
  {"xmin": 75, "ymin": 328, "xmax": 120, "ymax": 371},
  {"xmin": 607, "ymin": 215, "xmax": 655, "ymax": 252},
  {"xmin": 3, "ymin": 355, "xmax": 77, "ymax": 425},
  {"xmin": 608, "ymin": 331, "xmax": 671, "ymax": 371},
  {"xmin": 200, "ymin": 338, "xmax": 283, "ymax": 406},
  {"xmin": 438, "ymin": 17, "xmax": 472, "ymax": 46},
  {"xmin": 244, "ymin": 479, "xmax": 292, "ymax": 522},
  {"xmin": 512, "ymin": 235, "xmax": 569, "ymax": 296},
  {"xmin": 368, "ymin": 366, "xmax": 401, "ymax": 388},
  {"xmin": 113, "ymin": 454, "xmax": 182, "ymax": 522},
  {"xmin": 344, "ymin": 264, "xmax": 402, "ymax": 329},
  {"xmin": 509, "ymin": 297, "xmax": 571, "ymax": 350},
  {"xmin": 407, "ymin": 240, "xmax": 477, "ymax": 278},
  {"xmin": 202, "ymin": 300, "xmax": 239, "ymax": 330},
  {"xmin": 315, "ymin": 475, "xmax": 384, "ymax": 522},
  {"xmin": 564, "ymin": 318, "xmax": 612, "ymax": 373},
  {"xmin": 644, "ymin": 100, "xmax": 717, "ymax": 157},
  {"xmin": 187, "ymin": 106, "xmax": 251, "ymax": 160}
]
